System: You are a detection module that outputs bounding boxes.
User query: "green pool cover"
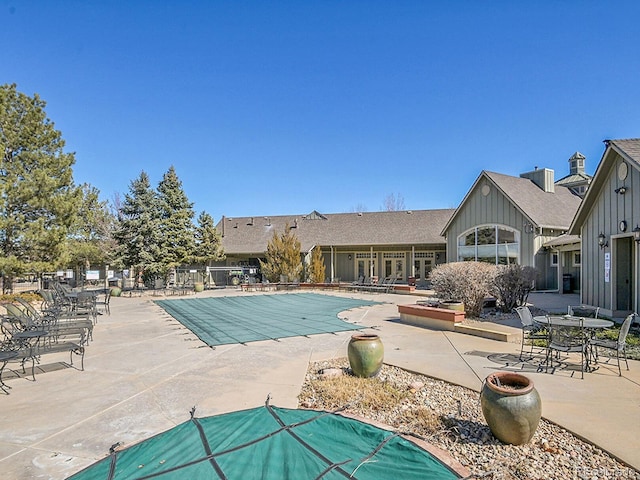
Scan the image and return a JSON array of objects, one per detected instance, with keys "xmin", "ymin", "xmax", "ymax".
[
  {"xmin": 155, "ymin": 293, "xmax": 379, "ymax": 347},
  {"xmin": 68, "ymin": 403, "xmax": 461, "ymax": 479}
]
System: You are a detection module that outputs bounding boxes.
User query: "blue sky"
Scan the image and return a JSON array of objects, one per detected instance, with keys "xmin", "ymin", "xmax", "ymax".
[{"xmin": 3, "ymin": 1, "xmax": 640, "ymax": 221}]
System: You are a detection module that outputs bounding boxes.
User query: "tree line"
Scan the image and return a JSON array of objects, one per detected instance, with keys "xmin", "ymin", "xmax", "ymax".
[{"xmin": 0, "ymin": 83, "xmax": 226, "ymax": 291}]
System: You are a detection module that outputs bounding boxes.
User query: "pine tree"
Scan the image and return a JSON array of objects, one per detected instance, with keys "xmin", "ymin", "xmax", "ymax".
[
  {"xmin": 194, "ymin": 211, "xmax": 225, "ymax": 264},
  {"xmin": 0, "ymin": 83, "xmax": 82, "ymax": 291},
  {"xmin": 157, "ymin": 166, "xmax": 195, "ymax": 275},
  {"xmin": 113, "ymin": 171, "xmax": 162, "ymax": 286},
  {"xmin": 259, "ymin": 223, "xmax": 302, "ymax": 283},
  {"xmin": 307, "ymin": 246, "xmax": 326, "ymax": 283}
]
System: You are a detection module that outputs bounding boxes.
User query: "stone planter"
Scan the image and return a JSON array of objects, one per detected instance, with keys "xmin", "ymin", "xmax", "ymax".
[
  {"xmin": 109, "ymin": 287, "xmax": 122, "ymax": 297},
  {"xmin": 440, "ymin": 301, "xmax": 465, "ymax": 312},
  {"xmin": 348, "ymin": 333, "xmax": 384, "ymax": 378},
  {"xmin": 194, "ymin": 282, "xmax": 205, "ymax": 293},
  {"xmin": 480, "ymin": 372, "xmax": 541, "ymax": 445}
]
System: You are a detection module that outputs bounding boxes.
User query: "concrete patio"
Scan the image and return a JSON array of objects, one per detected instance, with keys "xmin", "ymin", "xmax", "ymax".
[{"xmin": 0, "ymin": 288, "xmax": 637, "ymax": 478}]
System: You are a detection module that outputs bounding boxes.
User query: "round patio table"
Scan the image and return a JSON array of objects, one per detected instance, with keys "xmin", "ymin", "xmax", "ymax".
[
  {"xmin": 533, "ymin": 316, "xmax": 613, "ymax": 372},
  {"xmin": 533, "ymin": 315, "xmax": 613, "ymax": 329}
]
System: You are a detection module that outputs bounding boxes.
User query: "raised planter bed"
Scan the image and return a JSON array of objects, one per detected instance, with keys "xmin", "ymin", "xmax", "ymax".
[
  {"xmin": 397, "ymin": 304, "xmax": 465, "ymax": 331},
  {"xmin": 392, "ymin": 285, "xmax": 415, "ymax": 293}
]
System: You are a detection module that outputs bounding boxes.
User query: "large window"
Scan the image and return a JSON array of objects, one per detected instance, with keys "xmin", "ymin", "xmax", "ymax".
[{"xmin": 457, "ymin": 225, "xmax": 520, "ymax": 264}]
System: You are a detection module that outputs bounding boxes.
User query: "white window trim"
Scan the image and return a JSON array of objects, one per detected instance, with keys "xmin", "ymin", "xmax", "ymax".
[
  {"xmin": 456, "ymin": 224, "xmax": 521, "ymax": 265},
  {"xmin": 572, "ymin": 251, "xmax": 581, "ymax": 267},
  {"xmin": 551, "ymin": 252, "xmax": 558, "ymax": 267}
]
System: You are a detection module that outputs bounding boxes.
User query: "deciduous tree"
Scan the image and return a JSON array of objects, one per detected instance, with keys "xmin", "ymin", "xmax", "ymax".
[{"xmin": 67, "ymin": 184, "xmax": 117, "ymax": 279}]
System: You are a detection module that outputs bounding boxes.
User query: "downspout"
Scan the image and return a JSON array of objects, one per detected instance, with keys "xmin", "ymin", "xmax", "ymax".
[
  {"xmin": 370, "ymin": 246, "xmax": 374, "ymax": 279},
  {"xmin": 579, "ymin": 226, "xmax": 584, "ymax": 304},
  {"xmin": 330, "ymin": 246, "xmax": 335, "ymax": 283},
  {"xmin": 412, "ymin": 246, "xmax": 416, "ymax": 276}
]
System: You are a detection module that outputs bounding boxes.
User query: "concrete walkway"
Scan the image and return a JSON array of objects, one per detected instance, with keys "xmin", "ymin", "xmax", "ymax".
[{"xmin": 0, "ymin": 289, "xmax": 637, "ymax": 478}]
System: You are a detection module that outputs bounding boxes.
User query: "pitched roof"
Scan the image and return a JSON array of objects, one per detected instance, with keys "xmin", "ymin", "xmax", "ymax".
[
  {"xmin": 442, "ymin": 170, "xmax": 582, "ymax": 234},
  {"xmin": 217, "ymin": 209, "xmax": 455, "ymax": 254},
  {"xmin": 555, "ymin": 172, "xmax": 591, "ymax": 186},
  {"xmin": 543, "ymin": 234, "xmax": 581, "ymax": 248},
  {"xmin": 569, "ymin": 138, "xmax": 640, "ymax": 234}
]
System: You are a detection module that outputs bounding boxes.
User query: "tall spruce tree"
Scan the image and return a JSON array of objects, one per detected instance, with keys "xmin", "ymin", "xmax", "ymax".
[
  {"xmin": 113, "ymin": 171, "xmax": 162, "ymax": 286},
  {"xmin": 259, "ymin": 223, "xmax": 302, "ymax": 283},
  {"xmin": 194, "ymin": 211, "xmax": 225, "ymax": 264},
  {"xmin": 157, "ymin": 166, "xmax": 195, "ymax": 275},
  {"xmin": 0, "ymin": 83, "xmax": 82, "ymax": 291}
]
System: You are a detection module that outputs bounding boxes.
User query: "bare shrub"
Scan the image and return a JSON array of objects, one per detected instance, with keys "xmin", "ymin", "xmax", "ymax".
[
  {"xmin": 493, "ymin": 265, "xmax": 537, "ymax": 313},
  {"xmin": 429, "ymin": 261, "xmax": 496, "ymax": 317}
]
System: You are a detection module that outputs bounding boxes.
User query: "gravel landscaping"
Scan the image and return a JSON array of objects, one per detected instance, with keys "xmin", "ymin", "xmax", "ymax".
[{"xmin": 298, "ymin": 359, "xmax": 640, "ymax": 480}]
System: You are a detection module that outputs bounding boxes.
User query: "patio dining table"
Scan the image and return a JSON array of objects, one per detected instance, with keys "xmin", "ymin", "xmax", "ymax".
[
  {"xmin": 533, "ymin": 315, "xmax": 614, "ymax": 329},
  {"xmin": 533, "ymin": 315, "xmax": 614, "ymax": 372}
]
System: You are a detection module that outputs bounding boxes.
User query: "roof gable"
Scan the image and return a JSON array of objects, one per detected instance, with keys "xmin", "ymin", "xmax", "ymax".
[
  {"xmin": 442, "ymin": 170, "xmax": 582, "ymax": 235},
  {"xmin": 569, "ymin": 138, "xmax": 640, "ymax": 234}
]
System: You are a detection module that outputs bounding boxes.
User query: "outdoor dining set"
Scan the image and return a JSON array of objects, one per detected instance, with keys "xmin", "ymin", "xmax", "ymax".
[
  {"xmin": 0, "ymin": 282, "xmax": 110, "ymax": 394},
  {"xmin": 517, "ymin": 304, "xmax": 636, "ymax": 378}
]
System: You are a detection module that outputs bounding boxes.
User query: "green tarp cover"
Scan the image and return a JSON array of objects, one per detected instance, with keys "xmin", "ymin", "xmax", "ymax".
[
  {"xmin": 68, "ymin": 404, "xmax": 460, "ymax": 479},
  {"xmin": 155, "ymin": 293, "xmax": 379, "ymax": 347}
]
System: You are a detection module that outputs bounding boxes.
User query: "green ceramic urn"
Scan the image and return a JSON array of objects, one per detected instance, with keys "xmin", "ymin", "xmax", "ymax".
[
  {"xmin": 348, "ymin": 333, "xmax": 384, "ymax": 378},
  {"xmin": 481, "ymin": 372, "xmax": 541, "ymax": 445}
]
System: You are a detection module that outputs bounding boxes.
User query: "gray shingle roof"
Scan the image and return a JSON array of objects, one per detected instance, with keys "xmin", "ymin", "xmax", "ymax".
[
  {"xmin": 569, "ymin": 138, "xmax": 640, "ymax": 234},
  {"xmin": 483, "ymin": 171, "xmax": 582, "ymax": 229},
  {"xmin": 608, "ymin": 138, "xmax": 640, "ymax": 167},
  {"xmin": 217, "ymin": 209, "xmax": 455, "ymax": 254},
  {"xmin": 543, "ymin": 234, "xmax": 581, "ymax": 248}
]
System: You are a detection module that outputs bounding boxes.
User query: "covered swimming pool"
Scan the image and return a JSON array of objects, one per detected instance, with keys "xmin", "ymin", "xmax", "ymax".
[{"xmin": 155, "ymin": 293, "xmax": 381, "ymax": 347}]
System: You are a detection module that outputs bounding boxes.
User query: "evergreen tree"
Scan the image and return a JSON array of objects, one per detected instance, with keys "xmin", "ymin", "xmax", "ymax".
[
  {"xmin": 307, "ymin": 246, "xmax": 326, "ymax": 283},
  {"xmin": 0, "ymin": 83, "xmax": 82, "ymax": 291},
  {"xmin": 193, "ymin": 211, "xmax": 225, "ymax": 264},
  {"xmin": 113, "ymin": 171, "xmax": 162, "ymax": 286},
  {"xmin": 259, "ymin": 223, "xmax": 302, "ymax": 283},
  {"xmin": 157, "ymin": 166, "xmax": 195, "ymax": 275}
]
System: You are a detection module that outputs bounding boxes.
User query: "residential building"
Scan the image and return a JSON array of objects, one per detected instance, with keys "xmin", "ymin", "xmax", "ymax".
[
  {"xmin": 569, "ymin": 138, "xmax": 640, "ymax": 318},
  {"xmin": 215, "ymin": 209, "xmax": 454, "ymax": 286},
  {"xmin": 441, "ymin": 168, "xmax": 582, "ymax": 291}
]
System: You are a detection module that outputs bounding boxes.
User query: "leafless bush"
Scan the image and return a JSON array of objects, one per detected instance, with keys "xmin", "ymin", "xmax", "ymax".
[
  {"xmin": 493, "ymin": 265, "xmax": 537, "ymax": 313},
  {"xmin": 429, "ymin": 262, "xmax": 496, "ymax": 317}
]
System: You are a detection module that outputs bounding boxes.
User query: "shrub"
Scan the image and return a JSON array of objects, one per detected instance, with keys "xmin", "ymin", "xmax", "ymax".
[
  {"xmin": 493, "ymin": 265, "xmax": 537, "ymax": 313},
  {"xmin": 429, "ymin": 262, "xmax": 496, "ymax": 317}
]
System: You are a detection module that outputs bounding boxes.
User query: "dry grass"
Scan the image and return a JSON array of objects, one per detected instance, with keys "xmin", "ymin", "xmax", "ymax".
[{"xmin": 300, "ymin": 363, "xmax": 444, "ymax": 436}]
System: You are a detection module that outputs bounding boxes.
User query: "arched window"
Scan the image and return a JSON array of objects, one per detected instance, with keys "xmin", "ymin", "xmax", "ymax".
[{"xmin": 457, "ymin": 225, "xmax": 520, "ymax": 264}]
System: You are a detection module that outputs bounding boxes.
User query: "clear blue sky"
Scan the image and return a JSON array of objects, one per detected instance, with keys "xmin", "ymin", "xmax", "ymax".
[{"xmin": 3, "ymin": 1, "xmax": 639, "ymax": 221}]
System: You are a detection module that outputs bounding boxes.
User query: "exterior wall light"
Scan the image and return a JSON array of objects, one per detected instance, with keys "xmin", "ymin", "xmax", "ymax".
[
  {"xmin": 598, "ymin": 232, "xmax": 608, "ymax": 249},
  {"xmin": 615, "ymin": 186, "xmax": 627, "ymax": 195},
  {"xmin": 634, "ymin": 225, "xmax": 640, "ymax": 243}
]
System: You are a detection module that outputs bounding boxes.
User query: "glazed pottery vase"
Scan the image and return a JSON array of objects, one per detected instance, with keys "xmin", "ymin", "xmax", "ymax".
[
  {"xmin": 348, "ymin": 334, "xmax": 384, "ymax": 378},
  {"xmin": 480, "ymin": 372, "xmax": 541, "ymax": 445}
]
